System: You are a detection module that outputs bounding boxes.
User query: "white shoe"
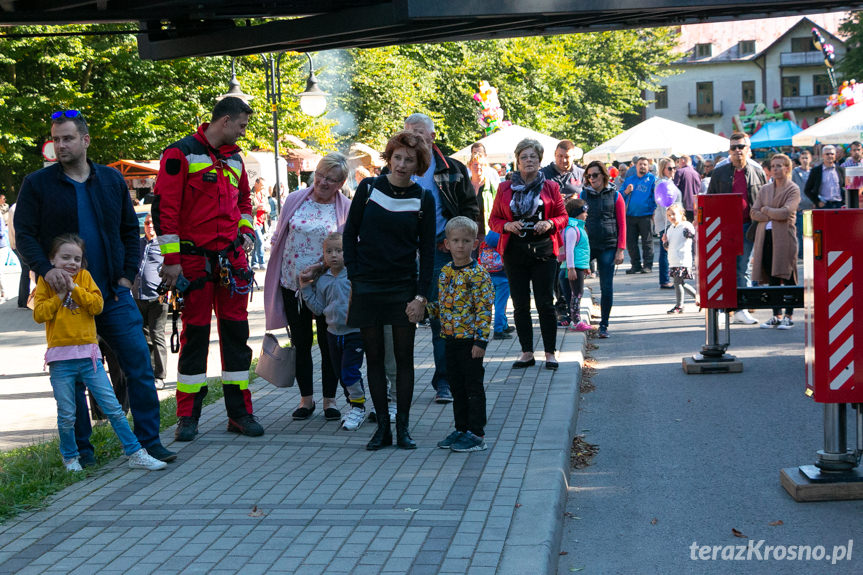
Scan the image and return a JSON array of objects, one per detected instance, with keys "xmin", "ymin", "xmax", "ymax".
[
  {"xmin": 128, "ymin": 448, "xmax": 168, "ymax": 470},
  {"xmin": 341, "ymin": 406, "xmax": 367, "ymax": 431},
  {"xmin": 388, "ymin": 404, "xmax": 397, "ymax": 422},
  {"xmin": 154, "ymin": 378, "xmax": 166, "ymax": 390},
  {"xmin": 732, "ymin": 310, "xmax": 758, "ymax": 325},
  {"xmin": 760, "ymin": 316, "xmax": 781, "ymax": 329},
  {"xmin": 776, "ymin": 317, "xmax": 794, "ymax": 330},
  {"xmin": 64, "ymin": 457, "xmax": 83, "ymax": 472}
]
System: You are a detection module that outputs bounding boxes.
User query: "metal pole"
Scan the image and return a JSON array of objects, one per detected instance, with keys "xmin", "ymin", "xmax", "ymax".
[
  {"xmin": 816, "ymin": 402, "xmax": 856, "ymax": 472},
  {"xmin": 270, "ymin": 55, "xmax": 281, "ymax": 218}
]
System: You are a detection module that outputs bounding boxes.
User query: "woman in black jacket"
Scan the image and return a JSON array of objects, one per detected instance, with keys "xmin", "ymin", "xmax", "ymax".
[{"xmin": 343, "ymin": 130, "xmax": 435, "ymax": 451}]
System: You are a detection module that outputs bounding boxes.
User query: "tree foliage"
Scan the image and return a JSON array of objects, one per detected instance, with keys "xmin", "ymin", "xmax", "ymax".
[
  {"xmin": 839, "ymin": 11, "xmax": 863, "ymax": 81},
  {"xmin": 1, "ymin": 24, "xmax": 678, "ymax": 198}
]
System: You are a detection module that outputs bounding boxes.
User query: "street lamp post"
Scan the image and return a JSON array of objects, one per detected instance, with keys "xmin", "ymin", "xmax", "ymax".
[{"xmin": 219, "ymin": 53, "xmax": 328, "ymax": 216}]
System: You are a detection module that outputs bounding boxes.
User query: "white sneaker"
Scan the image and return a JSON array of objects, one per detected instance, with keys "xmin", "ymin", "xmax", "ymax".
[
  {"xmin": 128, "ymin": 448, "xmax": 168, "ymax": 470},
  {"xmin": 154, "ymin": 378, "xmax": 166, "ymax": 390},
  {"xmin": 341, "ymin": 406, "xmax": 367, "ymax": 431},
  {"xmin": 776, "ymin": 317, "xmax": 794, "ymax": 330},
  {"xmin": 760, "ymin": 316, "xmax": 781, "ymax": 329},
  {"xmin": 732, "ymin": 310, "xmax": 758, "ymax": 325},
  {"xmin": 64, "ymin": 457, "xmax": 83, "ymax": 472},
  {"xmin": 388, "ymin": 404, "xmax": 397, "ymax": 422}
]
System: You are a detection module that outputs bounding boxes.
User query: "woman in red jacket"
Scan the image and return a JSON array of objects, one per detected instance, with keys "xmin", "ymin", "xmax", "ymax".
[{"xmin": 489, "ymin": 139, "xmax": 568, "ymax": 370}]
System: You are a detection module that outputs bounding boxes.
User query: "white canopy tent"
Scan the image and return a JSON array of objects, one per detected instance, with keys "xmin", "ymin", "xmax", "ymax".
[
  {"xmin": 452, "ymin": 125, "xmax": 579, "ymax": 167},
  {"xmin": 791, "ymin": 104, "xmax": 863, "ymax": 146},
  {"xmin": 583, "ymin": 116, "xmax": 730, "ymax": 163},
  {"xmin": 243, "ymin": 151, "xmax": 289, "ymax": 188}
]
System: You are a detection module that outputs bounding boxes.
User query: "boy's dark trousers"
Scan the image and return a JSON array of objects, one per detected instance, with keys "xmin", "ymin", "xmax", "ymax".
[{"xmin": 444, "ymin": 338, "xmax": 486, "ymax": 437}]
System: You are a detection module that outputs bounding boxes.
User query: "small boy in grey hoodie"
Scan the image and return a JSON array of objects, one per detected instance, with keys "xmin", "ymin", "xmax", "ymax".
[{"xmin": 300, "ymin": 232, "xmax": 367, "ymax": 430}]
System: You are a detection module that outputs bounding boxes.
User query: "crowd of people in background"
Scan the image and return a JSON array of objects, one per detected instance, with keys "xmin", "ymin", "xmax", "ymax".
[{"xmin": 5, "ymin": 105, "xmax": 862, "ymax": 470}]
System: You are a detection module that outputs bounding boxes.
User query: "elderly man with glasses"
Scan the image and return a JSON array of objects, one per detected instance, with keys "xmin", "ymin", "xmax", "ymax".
[
  {"xmin": 803, "ymin": 145, "xmax": 846, "ymax": 210},
  {"xmin": 706, "ymin": 132, "xmax": 767, "ymax": 325}
]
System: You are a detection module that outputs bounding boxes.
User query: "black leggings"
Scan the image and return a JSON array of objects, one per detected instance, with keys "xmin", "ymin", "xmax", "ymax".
[
  {"xmin": 761, "ymin": 230, "xmax": 795, "ymax": 317},
  {"xmin": 280, "ymin": 287, "xmax": 338, "ymax": 398},
  {"xmin": 362, "ymin": 323, "xmax": 416, "ymax": 417}
]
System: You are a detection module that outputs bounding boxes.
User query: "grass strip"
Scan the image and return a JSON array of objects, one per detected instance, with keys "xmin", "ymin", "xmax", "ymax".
[{"xmin": 0, "ymin": 357, "xmax": 259, "ymax": 524}]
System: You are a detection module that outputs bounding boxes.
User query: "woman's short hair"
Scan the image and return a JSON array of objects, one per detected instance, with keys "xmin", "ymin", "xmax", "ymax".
[
  {"xmin": 317, "ymin": 152, "xmax": 350, "ymax": 182},
  {"xmin": 584, "ymin": 160, "xmax": 609, "ymax": 189},
  {"xmin": 770, "ymin": 153, "xmax": 792, "ymax": 170},
  {"xmin": 382, "ymin": 131, "xmax": 431, "ymax": 176},
  {"xmin": 514, "ymin": 139, "xmax": 544, "ymax": 169}
]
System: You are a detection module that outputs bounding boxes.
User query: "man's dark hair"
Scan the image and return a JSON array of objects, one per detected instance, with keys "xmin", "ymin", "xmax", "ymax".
[
  {"xmin": 556, "ymin": 139, "xmax": 577, "ymax": 152},
  {"xmin": 52, "ymin": 114, "xmax": 89, "ymax": 136},
  {"xmin": 852, "ymin": 141, "xmax": 862, "ymax": 148},
  {"xmin": 212, "ymin": 97, "xmax": 253, "ymax": 122},
  {"xmin": 470, "ymin": 142, "xmax": 487, "ymax": 155}
]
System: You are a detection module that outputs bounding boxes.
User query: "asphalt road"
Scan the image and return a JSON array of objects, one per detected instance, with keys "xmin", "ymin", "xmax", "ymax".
[{"xmin": 557, "ymin": 268, "xmax": 862, "ymax": 574}]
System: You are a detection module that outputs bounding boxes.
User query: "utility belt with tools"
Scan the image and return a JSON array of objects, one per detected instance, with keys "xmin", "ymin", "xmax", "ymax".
[{"xmin": 158, "ymin": 234, "xmax": 255, "ymax": 353}]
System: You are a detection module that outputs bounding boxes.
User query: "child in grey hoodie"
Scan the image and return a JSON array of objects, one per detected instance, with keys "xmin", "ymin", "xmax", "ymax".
[{"xmin": 300, "ymin": 233, "xmax": 367, "ymax": 430}]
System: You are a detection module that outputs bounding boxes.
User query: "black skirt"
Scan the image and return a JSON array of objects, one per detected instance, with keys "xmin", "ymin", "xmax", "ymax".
[{"xmin": 346, "ymin": 281, "xmax": 414, "ymax": 328}]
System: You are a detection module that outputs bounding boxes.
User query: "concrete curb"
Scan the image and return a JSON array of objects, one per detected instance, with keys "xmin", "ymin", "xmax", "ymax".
[{"xmin": 497, "ymin": 295, "xmax": 591, "ymax": 575}]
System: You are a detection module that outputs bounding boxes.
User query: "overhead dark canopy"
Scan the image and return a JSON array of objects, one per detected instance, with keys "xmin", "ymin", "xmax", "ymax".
[{"xmin": 0, "ymin": 0, "xmax": 859, "ymax": 60}]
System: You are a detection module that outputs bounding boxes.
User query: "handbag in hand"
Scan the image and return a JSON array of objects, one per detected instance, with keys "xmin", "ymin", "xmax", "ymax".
[{"xmin": 255, "ymin": 332, "xmax": 296, "ymax": 388}]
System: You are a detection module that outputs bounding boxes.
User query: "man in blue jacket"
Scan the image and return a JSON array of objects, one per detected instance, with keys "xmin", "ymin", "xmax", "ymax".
[
  {"xmin": 622, "ymin": 157, "xmax": 657, "ymax": 274},
  {"xmin": 14, "ymin": 111, "xmax": 175, "ymax": 465}
]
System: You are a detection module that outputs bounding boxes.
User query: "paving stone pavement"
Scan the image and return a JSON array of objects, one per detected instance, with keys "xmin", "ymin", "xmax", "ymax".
[{"xmin": 0, "ymin": 279, "xmax": 589, "ymax": 574}]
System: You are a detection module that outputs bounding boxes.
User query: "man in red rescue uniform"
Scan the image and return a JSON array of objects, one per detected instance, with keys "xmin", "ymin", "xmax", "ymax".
[{"xmin": 153, "ymin": 97, "xmax": 264, "ymax": 440}]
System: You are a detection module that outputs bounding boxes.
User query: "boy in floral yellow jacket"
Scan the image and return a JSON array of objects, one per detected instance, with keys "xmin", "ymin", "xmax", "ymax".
[{"xmin": 428, "ymin": 217, "xmax": 494, "ymax": 452}]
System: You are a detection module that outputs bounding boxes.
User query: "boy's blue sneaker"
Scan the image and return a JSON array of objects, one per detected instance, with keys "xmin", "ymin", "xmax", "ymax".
[
  {"xmin": 437, "ymin": 430, "xmax": 464, "ymax": 449},
  {"xmin": 451, "ymin": 431, "xmax": 488, "ymax": 452},
  {"xmin": 434, "ymin": 387, "xmax": 453, "ymax": 404}
]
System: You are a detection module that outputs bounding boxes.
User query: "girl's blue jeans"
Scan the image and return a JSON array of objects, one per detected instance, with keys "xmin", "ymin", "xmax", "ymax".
[{"xmin": 50, "ymin": 358, "xmax": 142, "ymax": 461}]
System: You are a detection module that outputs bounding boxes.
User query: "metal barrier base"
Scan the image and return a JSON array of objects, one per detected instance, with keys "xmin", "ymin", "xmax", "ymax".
[
  {"xmin": 682, "ymin": 354, "xmax": 743, "ymax": 374},
  {"xmin": 781, "ymin": 465, "xmax": 863, "ymax": 502}
]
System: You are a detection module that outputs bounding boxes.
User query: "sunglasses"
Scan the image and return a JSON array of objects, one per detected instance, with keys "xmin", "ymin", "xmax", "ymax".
[
  {"xmin": 729, "ymin": 144, "xmax": 747, "ymax": 151},
  {"xmin": 315, "ymin": 172, "xmax": 342, "ymax": 185},
  {"xmin": 587, "ymin": 172, "xmax": 603, "ymax": 179},
  {"xmin": 51, "ymin": 110, "xmax": 81, "ymax": 120}
]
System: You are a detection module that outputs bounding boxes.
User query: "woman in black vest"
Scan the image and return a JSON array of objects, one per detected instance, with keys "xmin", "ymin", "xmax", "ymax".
[{"xmin": 580, "ymin": 161, "xmax": 626, "ymax": 338}]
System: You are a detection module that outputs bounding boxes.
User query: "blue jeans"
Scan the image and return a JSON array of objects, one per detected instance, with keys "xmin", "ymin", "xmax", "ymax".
[
  {"xmin": 592, "ymin": 247, "xmax": 617, "ymax": 328},
  {"xmin": 658, "ymin": 242, "xmax": 670, "ymax": 286},
  {"xmin": 426, "ymin": 249, "xmax": 450, "ymax": 393},
  {"xmin": 737, "ymin": 222, "xmax": 754, "ymax": 289},
  {"xmin": 491, "ymin": 274, "xmax": 510, "ymax": 333},
  {"xmin": 252, "ymin": 227, "xmax": 265, "ymax": 266},
  {"xmin": 75, "ymin": 289, "xmax": 161, "ymax": 457},
  {"xmin": 52, "ymin": 358, "xmax": 142, "ymax": 461},
  {"xmin": 795, "ymin": 211, "xmax": 804, "ymax": 260}
]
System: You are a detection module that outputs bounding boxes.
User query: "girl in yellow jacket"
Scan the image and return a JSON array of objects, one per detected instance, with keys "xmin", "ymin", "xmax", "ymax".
[{"xmin": 33, "ymin": 234, "xmax": 166, "ymax": 472}]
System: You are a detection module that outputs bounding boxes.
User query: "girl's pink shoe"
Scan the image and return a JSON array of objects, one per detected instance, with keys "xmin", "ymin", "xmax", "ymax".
[{"xmin": 573, "ymin": 321, "xmax": 592, "ymax": 332}]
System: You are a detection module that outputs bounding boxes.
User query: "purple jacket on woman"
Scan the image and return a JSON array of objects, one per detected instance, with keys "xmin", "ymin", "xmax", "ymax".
[{"xmin": 263, "ymin": 186, "xmax": 351, "ymax": 331}]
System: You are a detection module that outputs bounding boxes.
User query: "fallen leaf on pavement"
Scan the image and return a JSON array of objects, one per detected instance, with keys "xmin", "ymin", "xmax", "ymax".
[
  {"xmin": 768, "ymin": 520, "xmax": 783, "ymax": 526},
  {"xmin": 570, "ymin": 568, "xmax": 584, "ymax": 572},
  {"xmin": 650, "ymin": 518, "xmax": 658, "ymax": 525},
  {"xmin": 515, "ymin": 503, "xmax": 522, "ymax": 508},
  {"xmin": 404, "ymin": 507, "xmax": 418, "ymax": 513},
  {"xmin": 560, "ymin": 551, "xmax": 568, "ymax": 555},
  {"xmin": 732, "ymin": 528, "xmax": 747, "ymax": 538},
  {"xmin": 248, "ymin": 505, "xmax": 265, "ymax": 517}
]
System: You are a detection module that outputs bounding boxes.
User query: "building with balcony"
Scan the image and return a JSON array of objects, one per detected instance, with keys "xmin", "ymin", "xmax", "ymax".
[{"xmin": 645, "ymin": 13, "xmax": 848, "ymax": 139}]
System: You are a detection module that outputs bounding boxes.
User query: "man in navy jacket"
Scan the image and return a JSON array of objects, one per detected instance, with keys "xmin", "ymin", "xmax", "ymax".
[{"xmin": 15, "ymin": 111, "xmax": 174, "ymax": 465}]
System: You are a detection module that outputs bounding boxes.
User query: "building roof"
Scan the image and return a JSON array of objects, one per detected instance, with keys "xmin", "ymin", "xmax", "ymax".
[{"xmin": 675, "ymin": 12, "xmax": 849, "ymax": 64}]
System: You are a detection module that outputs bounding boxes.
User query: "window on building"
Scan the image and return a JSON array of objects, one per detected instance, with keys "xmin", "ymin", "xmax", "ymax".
[
  {"xmin": 782, "ymin": 76, "xmax": 800, "ymax": 98},
  {"xmin": 655, "ymin": 86, "xmax": 668, "ymax": 109},
  {"xmin": 697, "ymin": 124, "xmax": 715, "ymax": 133},
  {"xmin": 696, "ymin": 82, "xmax": 714, "ymax": 115},
  {"xmin": 791, "ymin": 37, "xmax": 814, "ymax": 53},
  {"xmin": 738, "ymin": 40, "xmax": 756, "ymax": 56},
  {"xmin": 741, "ymin": 81, "xmax": 756, "ymax": 104},
  {"xmin": 695, "ymin": 43, "xmax": 712, "ymax": 58},
  {"xmin": 813, "ymin": 74, "xmax": 831, "ymax": 96}
]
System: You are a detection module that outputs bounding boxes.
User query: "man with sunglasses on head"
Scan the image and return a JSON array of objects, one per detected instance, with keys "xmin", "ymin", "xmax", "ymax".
[
  {"xmin": 14, "ymin": 110, "xmax": 176, "ymax": 465},
  {"xmin": 153, "ymin": 96, "xmax": 263, "ymax": 441},
  {"xmin": 706, "ymin": 132, "xmax": 767, "ymax": 325}
]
